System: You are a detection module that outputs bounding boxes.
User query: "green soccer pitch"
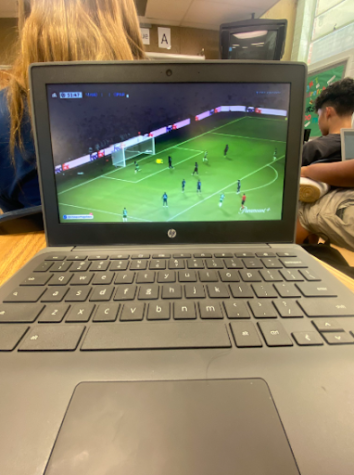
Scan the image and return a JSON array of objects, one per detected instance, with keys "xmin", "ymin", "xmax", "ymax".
[{"xmin": 57, "ymin": 115, "xmax": 287, "ymax": 223}]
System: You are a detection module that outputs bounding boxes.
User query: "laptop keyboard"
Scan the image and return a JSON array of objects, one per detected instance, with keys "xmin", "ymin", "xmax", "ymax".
[{"xmin": 1, "ymin": 251, "xmax": 354, "ymax": 352}]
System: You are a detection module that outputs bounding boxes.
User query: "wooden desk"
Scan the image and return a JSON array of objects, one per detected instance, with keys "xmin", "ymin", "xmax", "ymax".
[{"xmin": 0, "ymin": 232, "xmax": 354, "ymax": 292}]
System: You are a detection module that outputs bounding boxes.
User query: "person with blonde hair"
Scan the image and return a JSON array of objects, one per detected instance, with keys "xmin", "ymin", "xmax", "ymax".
[{"xmin": 0, "ymin": 0, "xmax": 145, "ymax": 212}]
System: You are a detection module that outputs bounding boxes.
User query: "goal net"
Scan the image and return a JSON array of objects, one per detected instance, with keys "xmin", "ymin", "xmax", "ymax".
[{"xmin": 112, "ymin": 136, "xmax": 155, "ymax": 167}]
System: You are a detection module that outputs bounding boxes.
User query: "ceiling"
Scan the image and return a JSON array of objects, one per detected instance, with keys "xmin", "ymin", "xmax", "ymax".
[{"xmin": 0, "ymin": 0, "xmax": 279, "ymax": 30}]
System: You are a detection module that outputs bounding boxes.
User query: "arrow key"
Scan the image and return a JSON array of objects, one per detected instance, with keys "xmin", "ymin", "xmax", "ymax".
[
  {"xmin": 292, "ymin": 331, "xmax": 324, "ymax": 346},
  {"xmin": 312, "ymin": 319, "xmax": 344, "ymax": 332},
  {"xmin": 322, "ymin": 332, "xmax": 354, "ymax": 345}
]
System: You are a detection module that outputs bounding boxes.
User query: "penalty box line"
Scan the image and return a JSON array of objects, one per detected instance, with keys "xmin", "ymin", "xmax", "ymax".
[
  {"xmin": 167, "ymin": 156, "xmax": 285, "ymax": 222},
  {"xmin": 58, "ymin": 203, "xmax": 152, "ymax": 222},
  {"xmin": 212, "ymin": 132, "xmax": 286, "ymax": 143}
]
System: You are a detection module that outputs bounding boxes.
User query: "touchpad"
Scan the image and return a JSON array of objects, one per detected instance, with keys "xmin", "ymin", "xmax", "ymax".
[{"xmin": 45, "ymin": 379, "xmax": 299, "ymax": 475}]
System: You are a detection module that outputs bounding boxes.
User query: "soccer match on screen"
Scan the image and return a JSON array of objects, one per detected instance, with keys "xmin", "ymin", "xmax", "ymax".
[{"xmin": 49, "ymin": 83, "xmax": 289, "ymax": 224}]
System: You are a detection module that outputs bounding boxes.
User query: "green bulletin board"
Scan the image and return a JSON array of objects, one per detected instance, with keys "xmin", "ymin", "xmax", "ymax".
[{"xmin": 305, "ymin": 63, "xmax": 346, "ymax": 137}]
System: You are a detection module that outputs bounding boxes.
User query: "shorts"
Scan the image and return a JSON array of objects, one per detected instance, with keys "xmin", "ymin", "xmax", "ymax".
[{"xmin": 298, "ymin": 188, "xmax": 354, "ymax": 252}]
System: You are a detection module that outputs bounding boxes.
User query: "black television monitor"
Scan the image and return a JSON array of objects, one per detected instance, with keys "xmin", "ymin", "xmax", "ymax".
[{"xmin": 220, "ymin": 19, "xmax": 287, "ymax": 61}]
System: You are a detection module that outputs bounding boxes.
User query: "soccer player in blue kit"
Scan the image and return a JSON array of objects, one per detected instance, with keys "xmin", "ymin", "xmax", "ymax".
[
  {"xmin": 182, "ymin": 179, "xmax": 186, "ymax": 192},
  {"xmin": 197, "ymin": 179, "xmax": 202, "ymax": 193},
  {"xmin": 237, "ymin": 179, "xmax": 241, "ymax": 194},
  {"xmin": 162, "ymin": 192, "xmax": 168, "ymax": 207}
]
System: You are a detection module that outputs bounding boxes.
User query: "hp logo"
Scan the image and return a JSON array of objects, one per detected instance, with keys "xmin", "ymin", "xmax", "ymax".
[{"xmin": 167, "ymin": 229, "xmax": 177, "ymax": 239}]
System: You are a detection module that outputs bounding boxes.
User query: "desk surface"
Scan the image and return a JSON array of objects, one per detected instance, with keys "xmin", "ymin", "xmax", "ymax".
[{"xmin": 0, "ymin": 232, "xmax": 354, "ymax": 292}]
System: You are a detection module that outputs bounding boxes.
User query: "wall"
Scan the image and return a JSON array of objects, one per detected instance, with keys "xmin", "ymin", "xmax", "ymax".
[
  {"xmin": 143, "ymin": 25, "xmax": 219, "ymax": 59},
  {"xmin": 261, "ymin": 0, "xmax": 297, "ymax": 61},
  {"xmin": 0, "ymin": 18, "xmax": 18, "ymax": 65}
]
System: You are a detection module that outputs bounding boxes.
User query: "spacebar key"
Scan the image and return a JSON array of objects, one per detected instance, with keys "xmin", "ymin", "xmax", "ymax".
[{"xmin": 81, "ymin": 322, "xmax": 231, "ymax": 350}]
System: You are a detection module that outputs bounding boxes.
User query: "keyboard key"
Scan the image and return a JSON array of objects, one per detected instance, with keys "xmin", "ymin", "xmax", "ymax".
[
  {"xmin": 280, "ymin": 269, "xmax": 304, "ymax": 282},
  {"xmin": 199, "ymin": 270, "xmax": 218, "ymax": 282},
  {"xmin": 274, "ymin": 300, "xmax": 303, "ymax": 318},
  {"xmin": 19, "ymin": 325, "xmax": 85, "ymax": 351},
  {"xmin": 219, "ymin": 270, "xmax": 240, "ymax": 282},
  {"xmin": 138, "ymin": 285, "xmax": 159, "ymax": 300},
  {"xmin": 242, "ymin": 258, "xmax": 263, "ymax": 269},
  {"xmin": 88, "ymin": 255, "xmax": 108, "ymax": 260},
  {"xmin": 136, "ymin": 271, "xmax": 155, "ymax": 284},
  {"xmin": 4, "ymin": 286, "xmax": 46, "ymax": 303},
  {"xmin": 21, "ymin": 274, "xmax": 52, "ymax": 286},
  {"xmin": 169, "ymin": 259, "xmax": 185, "ymax": 269},
  {"xmin": 298, "ymin": 299, "xmax": 354, "ymax": 317},
  {"xmin": 187, "ymin": 259, "xmax": 204, "ymax": 269},
  {"xmin": 322, "ymin": 332, "xmax": 354, "ymax": 345},
  {"xmin": 92, "ymin": 273, "xmax": 114, "ymax": 285},
  {"xmin": 49, "ymin": 274, "xmax": 72, "ymax": 286},
  {"xmin": 81, "ymin": 322, "xmax": 231, "ymax": 350},
  {"xmin": 130, "ymin": 260, "xmax": 148, "ymax": 271},
  {"xmin": 45, "ymin": 255, "xmax": 66, "ymax": 261},
  {"xmin": 235, "ymin": 252, "xmax": 255, "ymax": 258},
  {"xmin": 162, "ymin": 284, "xmax": 182, "ymax": 299},
  {"xmin": 147, "ymin": 302, "xmax": 170, "ymax": 320},
  {"xmin": 207, "ymin": 283, "xmax": 229, "ymax": 298},
  {"xmin": 157, "ymin": 271, "xmax": 176, "ymax": 283},
  {"xmin": 70, "ymin": 273, "xmax": 93, "ymax": 285},
  {"xmin": 114, "ymin": 285, "xmax": 137, "ymax": 301},
  {"xmin": 110, "ymin": 254, "xmax": 129, "ymax": 260},
  {"xmin": 89, "ymin": 286, "xmax": 114, "ymax": 302},
  {"xmin": 66, "ymin": 304, "xmax": 95, "ymax": 322},
  {"xmin": 239, "ymin": 270, "xmax": 262, "ymax": 282},
  {"xmin": 292, "ymin": 332, "xmax": 324, "ymax": 346},
  {"xmin": 65, "ymin": 287, "xmax": 91, "ymax": 302},
  {"xmin": 174, "ymin": 302, "xmax": 196, "ymax": 320},
  {"xmin": 0, "ymin": 303, "xmax": 44, "ymax": 323},
  {"xmin": 50, "ymin": 262, "xmax": 72, "ymax": 272},
  {"xmin": 252, "ymin": 283, "xmax": 278, "ymax": 298},
  {"xmin": 312, "ymin": 319, "xmax": 344, "ymax": 332},
  {"xmin": 275, "ymin": 283, "xmax": 301, "ymax": 298},
  {"xmin": 185, "ymin": 284, "xmax": 205, "ymax": 299},
  {"xmin": 149, "ymin": 260, "xmax": 166, "ymax": 270},
  {"xmin": 224, "ymin": 301, "xmax": 250, "ymax": 319},
  {"xmin": 249, "ymin": 300, "xmax": 278, "ymax": 318},
  {"xmin": 260, "ymin": 270, "xmax": 283, "ymax": 282},
  {"xmin": 131, "ymin": 254, "xmax": 150, "ymax": 259},
  {"xmin": 214, "ymin": 252, "xmax": 233, "ymax": 258},
  {"xmin": 280, "ymin": 258, "xmax": 308, "ymax": 268},
  {"xmin": 199, "ymin": 301, "xmax": 223, "ymax": 319},
  {"xmin": 0, "ymin": 325, "xmax": 29, "ymax": 351},
  {"xmin": 261, "ymin": 258, "xmax": 282, "ymax": 269},
  {"xmin": 34, "ymin": 261, "xmax": 53, "ymax": 272},
  {"xmin": 90, "ymin": 261, "xmax": 110, "ymax": 272},
  {"xmin": 110, "ymin": 261, "xmax": 129, "ymax": 271},
  {"xmin": 296, "ymin": 282, "xmax": 337, "ymax": 298},
  {"xmin": 230, "ymin": 321, "xmax": 262, "ymax": 348},
  {"xmin": 67, "ymin": 255, "xmax": 87, "ymax": 261},
  {"xmin": 277, "ymin": 251, "xmax": 297, "ymax": 258},
  {"xmin": 256, "ymin": 252, "xmax": 276, "ymax": 258},
  {"xmin": 152, "ymin": 253, "xmax": 171, "ymax": 259},
  {"xmin": 194, "ymin": 252, "xmax": 212, "ymax": 258},
  {"xmin": 93, "ymin": 304, "xmax": 120, "ymax": 322},
  {"xmin": 114, "ymin": 272, "xmax": 135, "ymax": 284},
  {"xmin": 178, "ymin": 270, "xmax": 197, "ymax": 282},
  {"xmin": 173, "ymin": 253, "xmax": 191, "ymax": 258},
  {"xmin": 258, "ymin": 321, "xmax": 293, "ymax": 347},
  {"xmin": 38, "ymin": 305, "xmax": 70, "ymax": 323},
  {"xmin": 229, "ymin": 283, "xmax": 254, "ymax": 299},
  {"xmin": 120, "ymin": 303, "xmax": 145, "ymax": 321},
  {"xmin": 70, "ymin": 261, "xmax": 91, "ymax": 272},
  {"xmin": 205, "ymin": 258, "xmax": 224, "ymax": 269},
  {"xmin": 300, "ymin": 269, "xmax": 321, "ymax": 282},
  {"xmin": 224, "ymin": 258, "xmax": 243, "ymax": 269}
]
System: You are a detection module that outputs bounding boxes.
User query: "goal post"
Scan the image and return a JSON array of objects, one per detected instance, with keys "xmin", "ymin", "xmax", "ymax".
[{"xmin": 112, "ymin": 135, "xmax": 155, "ymax": 168}]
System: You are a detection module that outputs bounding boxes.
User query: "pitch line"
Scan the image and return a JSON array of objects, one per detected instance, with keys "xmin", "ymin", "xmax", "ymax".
[
  {"xmin": 58, "ymin": 203, "xmax": 152, "ymax": 222},
  {"xmin": 167, "ymin": 156, "xmax": 284, "ymax": 221},
  {"xmin": 224, "ymin": 165, "xmax": 279, "ymax": 194},
  {"xmin": 212, "ymin": 132, "xmax": 286, "ymax": 143},
  {"xmin": 100, "ymin": 176, "xmax": 135, "ymax": 183}
]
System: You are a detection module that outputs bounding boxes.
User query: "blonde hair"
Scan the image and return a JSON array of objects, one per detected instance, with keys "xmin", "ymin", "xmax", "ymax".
[{"xmin": 8, "ymin": 0, "xmax": 145, "ymax": 159}]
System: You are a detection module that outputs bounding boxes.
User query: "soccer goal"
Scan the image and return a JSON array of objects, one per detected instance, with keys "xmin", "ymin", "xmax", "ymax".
[{"xmin": 112, "ymin": 135, "xmax": 155, "ymax": 167}]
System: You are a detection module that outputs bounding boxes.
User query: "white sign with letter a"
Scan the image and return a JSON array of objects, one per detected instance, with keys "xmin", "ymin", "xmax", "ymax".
[{"xmin": 158, "ymin": 27, "xmax": 171, "ymax": 49}]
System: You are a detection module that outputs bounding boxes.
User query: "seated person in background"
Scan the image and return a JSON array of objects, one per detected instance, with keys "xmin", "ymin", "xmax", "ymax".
[
  {"xmin": 0, "ymin": 0, "xmax": 145, "ymax": 213},
  {"xmin": 302, "ymin": 77, "xmax": 354, "ymax": 166}
]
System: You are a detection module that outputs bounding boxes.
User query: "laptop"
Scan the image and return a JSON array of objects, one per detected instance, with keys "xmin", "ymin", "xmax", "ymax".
[
  {"xmin": 340, "ymin": 128, "xmax": 354, "ymax": 160},
  {"xmin": 1, "ymin": 60, "xmax": 354, "ymax": 475}
]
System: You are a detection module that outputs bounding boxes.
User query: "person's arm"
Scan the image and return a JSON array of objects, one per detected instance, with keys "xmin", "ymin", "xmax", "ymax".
[{"xmin": 301, "ymin": 160, "xmax": 354, "ymax": 187}]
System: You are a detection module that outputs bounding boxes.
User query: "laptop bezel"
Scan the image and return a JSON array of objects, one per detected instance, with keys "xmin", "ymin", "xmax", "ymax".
[
  {"xmin": 29, "ymin": 60, "xmax": 306, "ymax": 247},
  {"xmin": 340, "ymin": 128, "xmax": 354, "ymax": 161}
]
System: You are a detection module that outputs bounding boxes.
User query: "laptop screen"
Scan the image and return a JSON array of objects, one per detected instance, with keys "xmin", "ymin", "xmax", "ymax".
[
  {"xmin": 341, "ymin": 129, "xmax": 354, "ymax": 160},
  {"xmin": 47, "ymin": 83, "xmax": 290, "ymax": 224}
]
